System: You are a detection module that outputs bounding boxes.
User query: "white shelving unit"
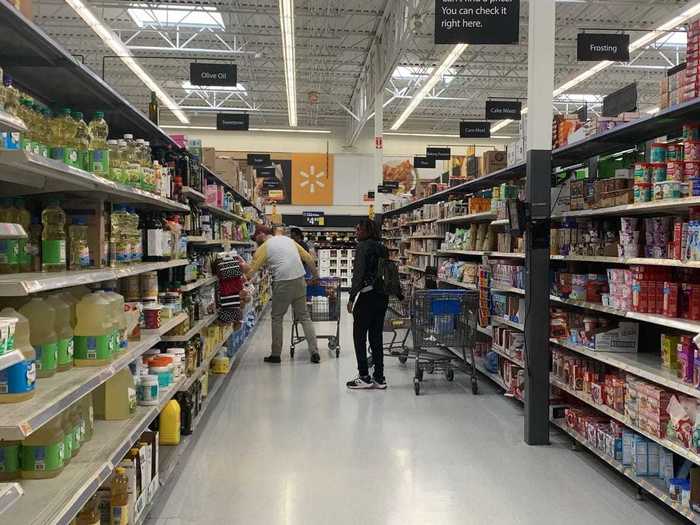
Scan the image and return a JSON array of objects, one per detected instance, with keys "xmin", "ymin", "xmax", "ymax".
[
  {"xmin": 318, "ymin": 248, "xmax": 355, "ymax": 289},
  {"xmin": 161, "ymin": 314, "xmax": 217, "ymax": 343},
  {"xmin": 178, "ymin": 276, "xmax": 217, "ymax": 293}
]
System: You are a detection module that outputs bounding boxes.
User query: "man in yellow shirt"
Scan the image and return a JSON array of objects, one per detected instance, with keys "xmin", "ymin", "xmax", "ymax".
[{"xmin": 247, "ymin": 225, "xmax": 321, "ymax": 363}]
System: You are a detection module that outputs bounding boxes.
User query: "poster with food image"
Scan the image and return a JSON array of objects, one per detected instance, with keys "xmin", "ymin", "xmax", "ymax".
[
  {"xmin": 253, "ymin": 158, "xmax": 292, "ymax": 204},
  {"xmin": 382, "ymin": 156, "xmax": 444, "ymax": 194}
]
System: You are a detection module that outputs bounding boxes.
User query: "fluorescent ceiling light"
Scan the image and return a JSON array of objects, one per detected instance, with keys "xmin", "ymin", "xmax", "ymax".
[
  {"xmin": 128, "ymin": 3, "xmax": 224, "ymax": 29},
  {"xmin": 181, "ymin": 81, "xmax": 247, "ymax": 94},
  {"xmin": 390, "ymin": 44, "xmax": 468, "ymax": 131},
  {"xmin": 392, "ymin": 65, "xmax": 456, "ymax": 85},
  {"xmin": 279, "ymin": 0, "xmax": 297, "ymax": 127},
  {"xmin": 492, "ymin": 1, "xmax": 700, "ymax": 134},
  {"xmin": 161, "ymin": 125, "xmax": 331, "ymax": 134},
  {"xmin": 65, "ymin": 0, "xmax": 189, "ymax": 124},
  {"xmin": 384, "ymin": 132, "xmax": 512, "ymax": 139}
]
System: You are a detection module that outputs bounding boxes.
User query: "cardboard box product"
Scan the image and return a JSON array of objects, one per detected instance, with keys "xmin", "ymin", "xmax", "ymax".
[
  {"xmin": 202, "ymin": 147, "xmax": 216, "ymax": 169},
  {"xmin": 213, "ymin": 155, "xmax": 240, "ymax": 191},
  {"xmin": 591, "ymin": 322, "xmax": 639, "ymax": 352}
]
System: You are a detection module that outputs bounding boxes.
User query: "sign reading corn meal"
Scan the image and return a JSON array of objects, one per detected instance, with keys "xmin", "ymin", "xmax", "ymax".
[{"xmin": 434, "ymin": 0, "xmax": 520, "ymax": 45}]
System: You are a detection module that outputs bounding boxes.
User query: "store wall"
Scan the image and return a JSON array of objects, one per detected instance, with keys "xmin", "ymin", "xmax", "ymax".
[{"xmin": 176, "ymin": 127, "xmax": 509, "ymax": 214}]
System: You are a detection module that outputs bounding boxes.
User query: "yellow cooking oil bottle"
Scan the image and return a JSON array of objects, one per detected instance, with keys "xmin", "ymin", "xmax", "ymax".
[
  {"xmin": 45, "ymin": 293, "xmax": 74, "ymax": 372},
  {"xmin": 0, "ymin": 198, "xmax": 20, "ymax": 274},
  {"xmin": 60, "ymin": 411, "xmax": 73, "ymax": 465},
  {"xmin": 73, "ymin": 111, "xmax": 92, "ymax": 171},
  {"xmin": 50, "ymin": 108, "xmax": 79, "ymax": 167},
  {"xmin": 110, "ymin": 467, "xmax": 129, "ymax": 525},
  {"xmin": 78, "ymin": 393, "xmax": 94, "ymax": 442},
  {"xmin": 0, "ymin": 307, "xmax": 36, "ymax": 403},
  {"xmin": 101, "ymin": 284, "xmax": 126, "ymax": 353},
  {"xmin": 159, "ymin": 399, "xmax": 181, "ymax": 445},
  {"xmin": 88, "ymin": 111, "xmax": 109, "ymax": 177},
  {"xmin": 75, "ymin": 495, "xmax": 100, "ymax": 525},
  {"xmin": 42, "ymin": 200, "xmax": 67, "ymax": 272},
  {"xmin": 74, "ymin": 292, "xmax": 113, "ymax": 366},
  {"xmin": 14, "ymin": 198, "xmax": 32, "ymax": 273},
  {"xmin": 70, "ymin": 404, "xmax": 83, "ymax": 456},
  {"xmin": 20, "ymin": 416, "xmax": 65, "ymax": 479},
  {"xmin": 20, "ymin": 297, "xmax": 58, "ymax": 378}
]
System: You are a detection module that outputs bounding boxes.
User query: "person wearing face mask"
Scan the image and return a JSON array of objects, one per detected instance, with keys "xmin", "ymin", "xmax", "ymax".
[{"xmin": 346, "ymin": 219, "xmax": 390, "ymax": 390}]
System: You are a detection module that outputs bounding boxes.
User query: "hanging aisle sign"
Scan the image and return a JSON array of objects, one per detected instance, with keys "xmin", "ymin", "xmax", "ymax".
[
  {"xmin": 460, "ymin": 121, "xmax": 491, "ymax": 139},
  {"xmin": 434, "ymin": 0, "xmax": 520, "ymax": 45},
  {"xmin": 426, "ymin": 147, "xmax": 451, "ymax": 160},
  {"xmin": 414, "ymin": 156, "xmax": 436, "ymax": 169},
  {"xmin": 247, "ymin": 153, "xmax": 271, "ymax": 167},
  {"xmin": 216, "ymin": 113, "xmax": 249, "ymax": 131},
  {"xmin": 486, "ymin": 100, "xmax": 522, "ymax": 120},
  {"xmin": 190, "ymin": 63, "xmax": 237, "ymax": 86},
  {"xmin": 577, "ymin": 33, "xmax": 630, "ymax": 62},
  {"xmin": 602, "ymin": 82, "xmax": 638, "ymax": 117}
]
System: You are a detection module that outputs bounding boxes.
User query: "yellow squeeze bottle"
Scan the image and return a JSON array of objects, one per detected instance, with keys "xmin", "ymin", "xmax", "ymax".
[
  {"xmin": 46, "ymin": 294, "xmax": 74, "ymax": 372},
  {"xmin": 20, "ymin": 297, "xmax": 58, "ymax": 378},
  {"xmin": 73, "ymin": 292, "xmax": 113, "ymax": 366},
  {"xmin": 159, "ymin": 399, "xmax": 181, "ymax": 445}
]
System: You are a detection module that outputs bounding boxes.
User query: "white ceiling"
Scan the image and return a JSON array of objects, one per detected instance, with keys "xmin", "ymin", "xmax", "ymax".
[{"xmin": 32, "ymin": 0, "xmax": 693, "ymax": 140}]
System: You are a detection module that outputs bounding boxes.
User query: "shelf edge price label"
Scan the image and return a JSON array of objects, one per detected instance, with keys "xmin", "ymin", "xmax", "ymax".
[{"xmin": 303, "ymin": 211, "xmax": 325, "ymax": 226}]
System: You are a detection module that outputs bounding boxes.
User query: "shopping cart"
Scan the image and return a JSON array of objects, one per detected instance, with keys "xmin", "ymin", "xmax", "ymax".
[
  {"xmin": 410, "ymin": 289, "xmax": 480, "ymax": 395},
  {"xmin": 290, "ymin": 277, "xmax": 342, "ymax": 358}
]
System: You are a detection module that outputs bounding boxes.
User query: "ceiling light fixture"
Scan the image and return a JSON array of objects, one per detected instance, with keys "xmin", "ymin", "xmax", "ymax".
[
  {"xmin": 65, "ymin": 0, "xmax": 189, "ymax": 124},
  {"xmin": 161, "ymin": 125, "xmax": 332, "ymax": 134},
  {"xmin": 390, "ymin": 44, "xmax": 468, "ymax": 131},
  {"xmin": 279, "ymin": 0, "xmax": 298, "ymax": 127},
  {"xmin": 492, "ymin": 1, "xmax": 700, "ymax": 134}
]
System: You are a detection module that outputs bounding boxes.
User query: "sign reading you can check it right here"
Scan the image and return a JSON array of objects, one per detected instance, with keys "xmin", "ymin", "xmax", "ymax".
[{"xmin": 434, "ymin": 0, "xmax": 520, "ymax": 45}]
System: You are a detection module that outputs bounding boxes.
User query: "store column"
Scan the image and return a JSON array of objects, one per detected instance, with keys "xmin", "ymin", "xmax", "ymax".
[
  {"xmin": 524, "ymin": 0, "xmax": 556, "ymax": 446},
  {"xmin": 374, "ymin": 72, "xmax": 384, "ymax": 218}
]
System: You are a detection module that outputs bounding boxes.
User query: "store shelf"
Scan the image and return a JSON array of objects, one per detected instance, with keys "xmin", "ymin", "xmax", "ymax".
[
  {"xmin": 0, "ymin": 483, "xmax": 22, "ymax": 515},
  {"xmin": 490, "ymin": 219, "xmax": 510, "ymax": 227},
  {"xmin": 492, "ymin": 285, "xmax": 525, "ymax": 295},
  {"xmin": 407, "ymin": 218, "xmax": 438, "ymax": 225},
  {"xmin": 491, "ymin": 345, "xmax": 524, "ymax": 367},
  {"xmin": 0, "ymin": 223, "xmax": 26, "ymax": 240},
  {"xmin": 405, "ymin": 265, "xmax": 427, "ymax": 273},
  {"xmin": 492, "ymin": 317, "xmax": 524, "ymax": 331},
  {"xmin": 551, "ymin": 337, "xmax": 700, "ymax": 401},
  {"xmin": 0, "ymin": 150, "xmax": 189, "ymax": 212},
  {"xmin": 0, "ymin": 109, "xmax": 26, "ymax": 134},
  {"xmin": 437, "ymin": 278, "xmax": 477, "ymax": 290},
  {"xmin": 0, "ymin": 259, "xmax": 188, "ymax": 297},
  {"xmin": 178, "ymin": 326, "xmax": 233, "ymax": 391},
  {"xmin": 477, "ymin": 325, "xmax": 493, "ymax": 338},
  {"xmin": 0, "ymin": 334, "xmax": 160, "ymax": 440},
  {"xmin": 439, "ymin": 249, "xmax": 487, "ymax": 257},
  {"xmin": 551, "ymin": 419, "xmax": 700, "ymax": 524},
  {"xmin": 551, "ymin": 375, "xmax": 700, "ymax": 465},
  {"xmin": 201, "ymin": 203, "xmax": 249, "ymax": 222},
  {"xmin": 552, "ymin": 196, "xmax": 700, "ymax": 220},
  {"xmin": 179, "ymin": 276, "xmax": 217, "ymax": 293},
  {"xmin": 181, "ymin": 186, "xmax": 206, "ymax": 203},
  {"xmin": 410, "ymin": 235, "xmax": 444, "ymax": 240},
  {"xmin": 0, "ymin": 350, "xmax": 24, "ymax": 373},
  {"xmin": 161, "ymin": 314, "xmax": 217, "ymax": 343},
  {"xmin": 436, "ymin": 211, "xmax": 496, "ymax": 224},
  {"xmin": 550, "ymin": 294, "xmax": 700, "ymax": 333},
  {"xmin": 550, "ymin": 254, "xmax": 624, "ymax": 264},
  {"xmin": 383, "ymin": 161, "xmax": 527, "ymax": 218},
  {"xmin": 142, "ymin": 312, "xmax": 190, "ymax": 340},
  {"xmin": 407, "ymin": 250, "xmax": 433, "ymax": 256},
  {"xmin": 200, "ymin": 164, "xmax": 261, "ymax": 213},
  {"xmin": 489, "ymin": 252, "xmax": 525, "ymax": 259},
  {"xmin": 551, "ymin": 253, "xmax": 700, "ymax": 270}
]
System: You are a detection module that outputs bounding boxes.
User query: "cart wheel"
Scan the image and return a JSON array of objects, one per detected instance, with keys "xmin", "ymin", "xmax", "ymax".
[
  {"xmin": 446, "ymin": 369, "xmax": 455, "ymax": 381},
  {"xmin": 398, "ymin": 355, "xmax": 408, "ymax": 364},
  {"xmin": 328, "ymin": 337, "xmax": 338, "ymax": 350},
  {"xmin": 290, "ymin": 347, "xmax": 295, "ymax": 359},
  {"xmin": 415, "ymin": 368, "xmax": 424, "ymax": 382},
  {"xmin": 414, "ymin": 378, "xmax": 420, "ymax": 395},
  {"xmin": 335, "ymin": 349, "xmax": 340, "ymax": 358},
  {"xmin": 472, "ymin": 378, "xmax": 478, "ymax": 395}
]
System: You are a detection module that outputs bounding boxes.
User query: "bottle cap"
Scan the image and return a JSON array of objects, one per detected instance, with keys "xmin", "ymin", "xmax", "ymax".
[
  {"xmin": 95, "ymin": 111, "xmax": 104, "ymax": 118},
  {"xmin": 74, "ymin": 111, "xmax": 84, "ymax": 120},
  {"xmin": 124, "ymin": 133, "xmax": 133, "ymax": 140}
]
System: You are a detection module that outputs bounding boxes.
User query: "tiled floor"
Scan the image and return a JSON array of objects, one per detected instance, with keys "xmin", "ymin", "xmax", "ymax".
[{"xmin": 146, "ymin": 311, "xmax": 689, "ymax": 525}]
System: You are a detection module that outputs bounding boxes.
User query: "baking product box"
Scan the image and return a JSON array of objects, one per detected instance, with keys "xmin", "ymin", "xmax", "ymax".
[
  {"xmin": 481, "ymin": 150, "xmax": 507, "ymax": 175},
  {"xmin": 590, "ymin": 322, "xmax": 639, "ymax": 352}
]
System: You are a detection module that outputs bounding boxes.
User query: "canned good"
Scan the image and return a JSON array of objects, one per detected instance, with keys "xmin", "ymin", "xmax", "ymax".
[
  {"xmin": 141, "ymin": 271, "xmax": 159, "ymax": 301},
  {"xmin": 654, "ymin": 182, "xmax": 666, "ymax": 201},
  {"xmin": 124, "ymin": 275, "xmax": 140, "ymax": 302},
  {"xmin": 690, "ymin": 177, "xmax": 700, "ymax": 196},
  {"xmin": 650, "ymin": 142, "xmax": 668, "ymax": 163},
  {"xmin": 685, "ymin": 140, "xmax": 700, "ymax": 161},
  {"xmin": 651, "ymin": 163, "xmax": 667, "ymax": 182},
  {"xmin": 685, "ymin": 160, "xmax": 700, "ymax": 180},
  {"xmin": 634, "ymin": 163, "xmax": 652, "ymax": 183},
  {"xmin": 143, "ymin": 303, "xmax": 162, "ymax": 330},
  {"xmin": 667, "ymin": 160, "xmax": 685, "ymax": 181},
  {"xmin": 634, "ymin": 182, "xmax": 652, "ymax": 203},
  {"xmin": 668, "ymin": 143, "xmax": 684, "ymax": 161},
  {"xmin": 684, "ymin": 123, "xmax": 700, "ymax": 141}
]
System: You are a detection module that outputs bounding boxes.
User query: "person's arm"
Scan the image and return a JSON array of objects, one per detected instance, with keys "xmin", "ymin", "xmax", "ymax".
[
  {"xmin": 245, "ymin": 242, "xmax": 269, "ymax": 279},
  {"xmin": 295, "ymin": 242, "xmax": 319, "ymax": 280},
  {"xmin": 349, "ymin": 241, "xmax": 367, "ymax": 304}
]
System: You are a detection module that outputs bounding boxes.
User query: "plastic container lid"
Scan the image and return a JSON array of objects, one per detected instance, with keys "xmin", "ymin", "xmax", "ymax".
[
  {"xmin": 147, "ymin": 355, "xmax": 173, "ymax": 367},
  {"xmin": 166, "ymin": 347, "xmax": 186, "ymax": 355}
]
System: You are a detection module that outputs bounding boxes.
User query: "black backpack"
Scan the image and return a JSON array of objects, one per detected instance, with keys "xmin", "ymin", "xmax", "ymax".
[{"xmin": 375, "ymin": 255, "xmax": 404, "ymax": 300}]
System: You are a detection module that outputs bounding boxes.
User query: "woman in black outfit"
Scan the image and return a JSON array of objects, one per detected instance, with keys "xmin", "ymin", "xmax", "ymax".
[{"xmin": 346, "ymin": 219, "xmax": 389, "ymax": 390}]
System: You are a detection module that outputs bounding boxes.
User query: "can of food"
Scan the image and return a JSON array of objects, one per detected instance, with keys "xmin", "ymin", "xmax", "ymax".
[
  {"xmin": 685, "ymin": 160, "xmax": 700, "ymax": 180},
  {"xmin": 668, "ymin": 143, "xmax": 684, "ymax": 161},
  {"xmin": 634, "ymin": 182, "xmax": 652, "ymax": 203},
  {"xmin": 124, "ymin": 275, "xmax": 141, "ymax": 302},
  {"xmin": 633, "ymin": 162, "xmax": 652, "ymax": 183},
  {"xmin": 667, "ymin": 160, "xmax": 685, "ymax": 181},
  {"xmin": 685, "ymin": 140, "xmax": 700, "ymax": 161},
  {"xmin": 650, "ymin": 142, "xmax": 668, "ymax": 163},
  {"xmin": 690, "ymin": 177, "xmax": 700, "ymax": 196},
  {"xmin": 651, "ymin": 163, "xmax": 667, "ymax": 182},
  {"xmin": 140, "ymin": 271, "xmax": 159, "ymax": 301},
  {"xmin": 654, "ymin": 182, "xmax": 666, "ymax": 201},
  {"xmin": 143, "ymin": 303, "xmax": 162, "ymax": 330}
]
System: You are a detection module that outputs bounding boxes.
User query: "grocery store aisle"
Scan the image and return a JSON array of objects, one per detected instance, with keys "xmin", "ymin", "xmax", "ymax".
[{"xmin": 146, "ymin": 310, "xmax": 686, "ymax": 525}]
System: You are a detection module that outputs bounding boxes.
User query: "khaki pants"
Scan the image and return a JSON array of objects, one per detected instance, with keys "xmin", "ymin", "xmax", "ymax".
[{"xmin": 270, "ymin": 277, "xmax": 318, "ymax": 356}]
